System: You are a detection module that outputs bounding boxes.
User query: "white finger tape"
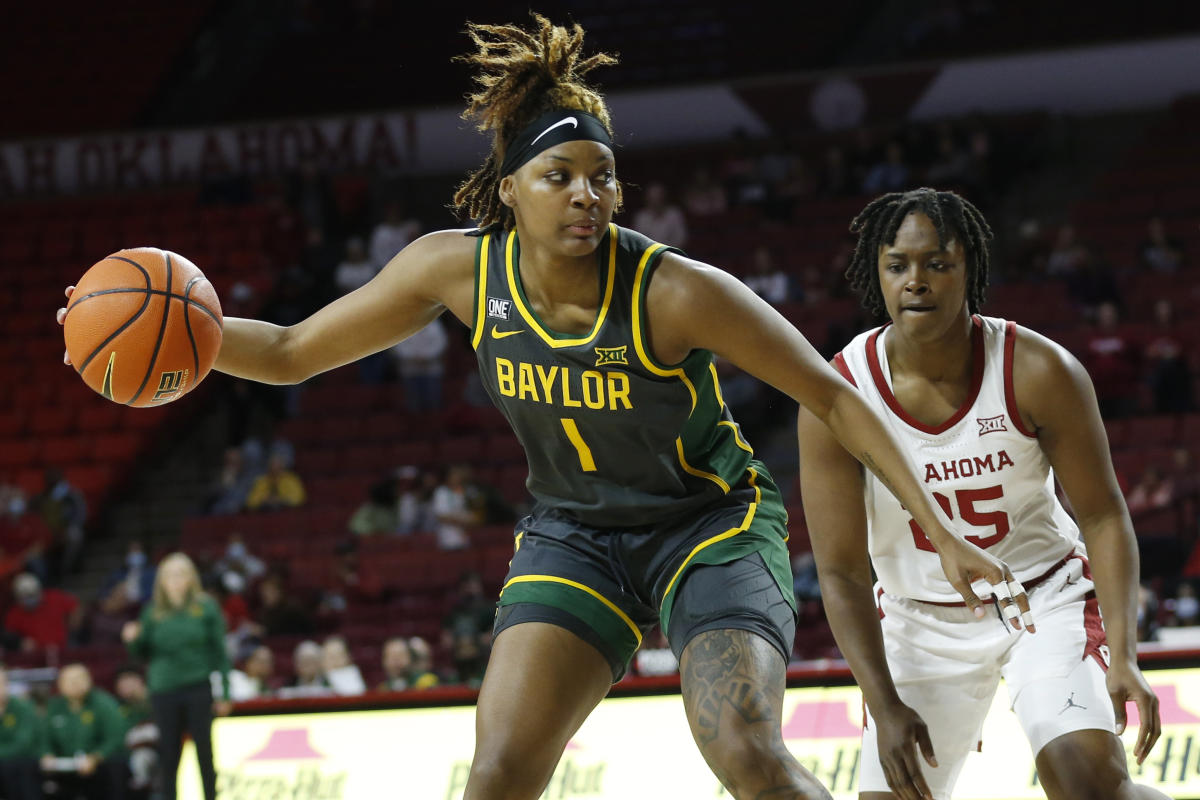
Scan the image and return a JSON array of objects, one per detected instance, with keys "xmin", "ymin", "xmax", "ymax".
[
  {"xmin": 992, "ymin": 581, "xmax": 1013, "ymax": 601},
  {"xmin": 1021, "ymin": 611, "xmax": 1035, "ymax": 628}
]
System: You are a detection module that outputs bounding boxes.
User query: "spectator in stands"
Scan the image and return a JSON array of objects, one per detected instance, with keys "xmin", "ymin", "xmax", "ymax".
[
  {"xmin": 395, "ymin": 465, "xmax": 429, "ymax": 535},
  {"xmin": 742, "ymin": 245, "xmax": 791, "ymax": 305},
  {"xmin": 1085, "ymin": 301, "xmax": 1143, "ymax": 417},
  {"xmin": 861, "ymin": 140, "xmax": 910, "ymax": 194},
  {"xmin": 924, "ymin": 125, "xmax": 971, "ymax": 188},
  {"xmin": 0, "ymin": 483, "xmax": 50, "ymax": 584},
  {"xmin": 1137, "ymin": 583, "xmax": 1160, "ymax": 642},
  {"xmin": 389, "ymin": 315, "xmax": 448, "ymax": 412},
  {"xmin": 254, "ymin": 572, "xmax": 315, "ymax": 637},
  {"xmin": 227, "ymin": 642, "xmax": 275, "ymax": 702},
  {"xmin": 1145, "ymin": 298, "xmax": 1193, "ymax": 413},
  {"xmin": 286, "ymin": 157, "xmax": 342, "ymax": 248},
  {"xmin": 430, "ymin": 464, "xmax": 483, "ymax": 550},
  {"xmin": 0, "ymin": 663, "xmax": 43, "ymax": 800},
  {"xmin": 1139, "ymin": 217, "xmax": 1186, "ymax": 273},
  {"xmin": 41, "ymin": 663, "xmax": 127, "ymax": 800},
  {"xmin": 213, "ymin": 533, "xmax": 267, "ymax": 589},
  {"xmin": 765, "ymin": 152, "xmax": 816, "ymax": 223},
  {"xmin": 406, "ymin": 636, "xmax": 439, "ymax": 690},
  {"xmin": 1127, "ymin": 465, "xmax": 1174, "ymax": 515},
  {"xmin": 34, "ymin": 467, "xmax": 87, "ymax": 579},
  {"xmin": 204, "ymin": 446, "xmax": 256, "ymax": 515},
  {"xmin": 333, "ymin": 236, "xmax": 379, "ymax": 296},
  {"xmin": 721, "ymin": 128, "xmax": 769, "ymax": 207},
  {"xmin": 377, "ymin": 637, "xmax": 414, "ymax": 691},
  {"xmin": 1065, "ymin": 244, "xmax": 1121, "ymax": 316},
  {"xmin": 681, "ymin": 166, "xmax": 727, "ymax": 218},
  {"xmin": 113, "ymin": 665, "xmax": 159, "ymax": 800},
  {"xmin": 441, "ymin": 571, "xmax": 495, "ymax": 688},
  {"xmin": 123, "ymin": 552, "xmax": 231, "ymax": 800},
  {"xmin": 89, "ymin": 540, "xmax": 155, "ymax": 646},
  {"xmin": 216, "ymin": 571, "xmax": 257, "ymax": 657},
  {"xmin": 349, "ymin": 477, "xmax": 402, "ymax": 537},
  {"xmin": 244, "ymin": 452, "xmax": 307, "ymax": 512},
  {"xmin": 632, "ymin": 181, "xmax": 688, "ymax": 248},
  {"xmin": 316, "ymin": 544, "xmax": 363, "ymax": 625},
  {"xmin": 816, "ymin": 145, "xmax": 855, "ymax": 198},
  {"xmin": 1169, "ymin": 582, "xmax": 1200, "ymax": 627},
  {"xmin": 369, "ymin": 198, "xmax": 422, "ymax": 268},
  {"xmin": 280, "ymin": 640, "xmax": 332, "ymax": 697},
  {"xmin": 321, "ymin": 635, "xmax": 366, "ymax": 695},
  {"xmin": 1045, "ymin": 224, "xmax": 1087, "ymax": 278},
  {"xmin": 3, "ymin": 572, "xmax": 83, "ymax": 655}
]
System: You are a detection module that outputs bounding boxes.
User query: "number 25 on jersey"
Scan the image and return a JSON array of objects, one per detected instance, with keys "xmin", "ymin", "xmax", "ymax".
[{"xmin": 909, "ymin": 485, "xmax": 1011, "ymax": 552}]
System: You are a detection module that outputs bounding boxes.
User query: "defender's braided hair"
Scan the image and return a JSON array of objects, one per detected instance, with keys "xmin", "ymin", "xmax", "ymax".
[
  {"xmin": 452, "ymin": 13, "xmax": 620, "ymax": 230},
  {"xmin": 845, "ymin": 188, "xmax": 993, "ymax": 316}
]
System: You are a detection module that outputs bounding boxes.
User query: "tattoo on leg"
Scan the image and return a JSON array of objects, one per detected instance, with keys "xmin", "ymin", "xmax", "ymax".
[{"xmin": 682, "ymin": 630, "xmax": 779, "ymax": 746}]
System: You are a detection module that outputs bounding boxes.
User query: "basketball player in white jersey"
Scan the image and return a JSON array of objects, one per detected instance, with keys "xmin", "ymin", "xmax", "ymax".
[{"xmin": 798, "ymin": 189, "xmax": 1167, "ymax": 800}]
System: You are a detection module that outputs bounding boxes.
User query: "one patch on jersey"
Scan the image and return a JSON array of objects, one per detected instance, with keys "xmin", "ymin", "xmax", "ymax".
[
  {"xmin": 487, "ymin": 297, "xmax": 512, "ymax": 320},
  {"xmin": 976, "ymin": 415, "xmax": 1008, "ymax": 436},
  {"xmin": 594, "ymin": 345, "xmax": 628, "ymax": 367}
]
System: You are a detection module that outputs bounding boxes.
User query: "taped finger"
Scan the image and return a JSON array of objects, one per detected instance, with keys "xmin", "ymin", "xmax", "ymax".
[{"xmin": 991, "ymin": 580, "xmax": 1013, "ymax": 603}]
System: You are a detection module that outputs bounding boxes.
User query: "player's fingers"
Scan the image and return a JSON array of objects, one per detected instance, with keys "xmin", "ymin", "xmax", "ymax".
[
  {"xmin": 1134, "ymin": 693, "xmax": 1161, "ymax": 765},
  {"xmin": 884, "ymin": 757, "xmax": 920, "ymax": 800},
  {"xmin": 1009, "ymin": 577, "xmax": 1035, "ymax": 633},
  {"xmin": 916, "ymin": 722, "xmax": 939, "ymax": 769},
  {"xmin": 991, "ymin": 578, "xmax": 1022, "ymax": 630},
  {"xmin": 64, "ymin": 285, "xmax": 75, "ymax": 299},
  {"xmin": 1111, "ymin": 692, "xmax": 1128, "ymax": 736},
  {"xmin": 901, "ymin": 746, "xmax": 934, "ymax": 800},
  {"xmin": 56, "ymin": 307, "xmax": 67, "ymax": 325},
  {"xmin": 950, "ymin": 578, "xmax": 987, "ymax": 619}
]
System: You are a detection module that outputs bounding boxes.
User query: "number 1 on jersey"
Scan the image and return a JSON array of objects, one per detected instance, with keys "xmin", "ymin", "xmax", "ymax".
[{"xmin": 560, "ymin": 418, "xmax": 597, "ymax": 472}]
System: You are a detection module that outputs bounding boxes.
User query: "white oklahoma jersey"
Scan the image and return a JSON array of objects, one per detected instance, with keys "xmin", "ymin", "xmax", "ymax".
[{"xmin": 836, "ymin": 315, "xmax": 1080, "ymax": 603}]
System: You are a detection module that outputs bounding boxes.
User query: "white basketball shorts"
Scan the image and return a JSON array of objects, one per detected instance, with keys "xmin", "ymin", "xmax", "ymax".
[{"xmin": 859, "ymin": 554, "xmax": 1116, "ymax": 799}]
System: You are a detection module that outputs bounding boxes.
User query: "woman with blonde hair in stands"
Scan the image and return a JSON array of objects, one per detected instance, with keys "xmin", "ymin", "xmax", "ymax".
[{"xmin": 123, "ymin": 552, "xmax": 231, "ymax": 800}]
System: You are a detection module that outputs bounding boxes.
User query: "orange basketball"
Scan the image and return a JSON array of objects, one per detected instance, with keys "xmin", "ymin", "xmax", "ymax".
[{"xmin": 63, "ymin": 248, "xmax": 223, "ymax": 407}]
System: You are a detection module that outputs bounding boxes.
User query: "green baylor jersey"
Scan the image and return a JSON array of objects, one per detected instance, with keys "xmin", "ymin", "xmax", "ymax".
[{"xmin": 470, "ymin": 223, "xmax": 763, "ymax": 527}]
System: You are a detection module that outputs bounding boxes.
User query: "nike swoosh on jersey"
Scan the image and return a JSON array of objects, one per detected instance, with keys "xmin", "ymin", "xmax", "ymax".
[
  {"xmin": 530, "ymin": 116, "xmax": 578, "ymax": 147},
  {"xmin": 491, "ymin": 327, "xmax": 524, "ymax": 339},
  {"xmin": 101, "ymin": 351, "xmax": 116, "ymax": 400}
]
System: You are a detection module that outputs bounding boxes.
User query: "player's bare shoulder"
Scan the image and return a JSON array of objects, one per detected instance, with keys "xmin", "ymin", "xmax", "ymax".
[
  {"xmin": 1009, "ymin": 322, "xmax": 1095, "ymax": 430},
  {"xmin": 379, "ymin": 228, "xmax": 480, "ymax": 325}
]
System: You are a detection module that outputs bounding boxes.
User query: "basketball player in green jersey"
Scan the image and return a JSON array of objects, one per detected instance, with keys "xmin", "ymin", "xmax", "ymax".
[{"xmin": 59, "ymin": 15, "xmax": 1033, "ymax": 800}]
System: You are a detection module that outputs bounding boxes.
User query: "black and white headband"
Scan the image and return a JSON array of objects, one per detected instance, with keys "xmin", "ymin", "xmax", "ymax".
[{"xmin": 500, "ymin": 109, "xmax": 613, "ymax": 177}]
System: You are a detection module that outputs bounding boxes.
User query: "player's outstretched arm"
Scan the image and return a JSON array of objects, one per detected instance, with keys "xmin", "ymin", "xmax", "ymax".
[
  {"xmin": 1012, "ymin": 326, "xmax": 1161, "ymax": 763},
  {"xmin": 798, "ymin": 403, "xmax": 936, "ymax": 800},
  {"xmin": 646, "ymin": 253, "xmax": 1030, "ymax": 621},
  {"xmin": 215, "ymin": 230, "xmax": 477, "ymax": 385}
]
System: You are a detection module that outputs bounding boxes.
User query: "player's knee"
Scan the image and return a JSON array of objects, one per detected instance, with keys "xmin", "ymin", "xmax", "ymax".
[
  {"xmin": 1038, "ymin": 733, "xmax": 1133, "ymax": 800},
  {"xmin": 705, "ymin": 734, "xmax": 827, "ymax": 799},
  {"xmin": 465, "ymin": 747, "xmax": 555, "ymax": 800}
]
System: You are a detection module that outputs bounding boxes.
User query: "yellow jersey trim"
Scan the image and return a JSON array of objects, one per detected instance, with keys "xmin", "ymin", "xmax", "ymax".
[
  {"xmin": 710, "ymin": 364, "xmax": 753, "ymax": 453},
  {"xmin": 501, "ymin": 574, "xmax": 642, "ymax": 645},
  {"xmin": 470, "ymin": 233, "xmax": 491, "ymax": 350},
  {"xmin": 631, "ymin": 242, "xmax": 732, "ymax": 492},
  {"xmin": 504, "ymin": 225, "xmax": 618, "ymax": 348},
  {"xmin": 630, "ymin": 243, "xmax": 697, "ymax": 410},
  {"xmin": 660, "ymin": 468, "xmax": 762, "ymax": 604}
]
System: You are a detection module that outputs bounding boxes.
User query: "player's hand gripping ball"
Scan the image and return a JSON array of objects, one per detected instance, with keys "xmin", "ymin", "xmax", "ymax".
[{"xmin": 62, "ymin": 248, "xmax": 223, "ymax": 407}]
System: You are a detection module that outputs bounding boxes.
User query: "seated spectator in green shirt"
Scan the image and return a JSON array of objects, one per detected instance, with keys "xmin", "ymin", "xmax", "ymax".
[
  {"xmin": 114, "ymin": 664, "xmax": 159, "ymax": 798},
  {"xmin": 0, "ymin": 663, "xmax": 44, "ymax": 800},
  {"xmin": 41, "ymin": 663, "xmax": 127, "ymax": 800}
]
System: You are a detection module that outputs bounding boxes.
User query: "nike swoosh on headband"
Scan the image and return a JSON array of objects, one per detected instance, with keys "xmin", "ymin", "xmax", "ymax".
[{"xmin": 530, "ymin": 117, "xmax": 578, "ymax": 148}]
